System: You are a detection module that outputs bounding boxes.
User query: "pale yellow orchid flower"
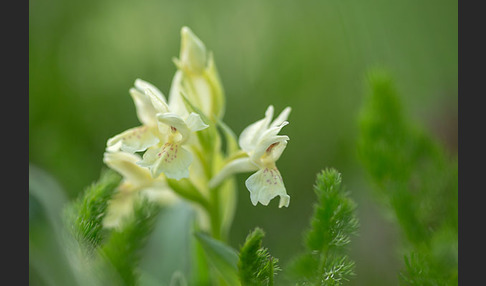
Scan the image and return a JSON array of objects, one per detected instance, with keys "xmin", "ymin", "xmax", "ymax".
[
  {"xmin": 210, "ymin": 105, "xmax": 291, "ymax": 208},
  {"xmin": 106, "ymin": 79, "xmax": 208, "ymax": 180},
  {"xmin": 102, "ymin": 151, "xmax": 178, "ymax": 229}
]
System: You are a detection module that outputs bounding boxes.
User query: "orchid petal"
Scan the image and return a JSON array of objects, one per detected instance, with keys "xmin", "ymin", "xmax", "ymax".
[
  {"xmin": 129, "ymin": 88, "xmax": 157, "ymax": 127},
  {"xmin": 270, "ymin": 107, "xmax": 291, "ymax": 128},
  {"xmin": 144, "ymin": 84, "xmax": 170, "ymax": 114},
  {"xmin": 186, "ymin": 112, "xmax": 209, "ymax": 132},
  {"xmin": 103, "ymin": 184, "xmax": 137, "ymax": 229},
  {"xmin": 139, "ymin": 142, "xmax": 192, "ymax": 180},
  {"xmin": 259, "ymin": 121, "xmax": 289, "ymax": 142},
  {"xmin": 154, "ymin": 144, "xmax": 192, "ymax": 180},
  {"xmin": 103, "ymin": 152, "xmax": 152, "ymax": 185},
  {"xmin": 251, "ymin": 135, "xmax": 289, "ymax": 163},
  {"xmin": 245, "ymin": 167, "xmax": 290, "ymax": 208},
  {"xmin": 106, "ymin": 126, "xmax": 159, "ymax": 153},
  {"xmin": 239, "ymin": 105, "xmax": 274, "ymax": 152},
  {"xmin": 135, "ymin": 78, "xmax": 167, "ymax": 104},
  {"xmin": 167, "ymin": 70, "xmax": 189, "ymax": 117},
  {"xmin": 156, "ymin": 113, "xmax": 191, "ymax": 142},
  {"xmin": 137, "ymin": 145, "xmax": 160, "ymax": 169}
]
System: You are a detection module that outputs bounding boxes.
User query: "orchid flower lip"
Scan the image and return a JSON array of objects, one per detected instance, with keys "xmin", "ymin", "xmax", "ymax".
[{"xmin": 245, "ymin": 167, "xmax": 290, "ymax": 208}]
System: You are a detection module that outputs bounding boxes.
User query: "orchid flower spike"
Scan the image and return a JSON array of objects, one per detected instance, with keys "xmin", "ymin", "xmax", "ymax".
[
  {"xmin": 210, "ymin": 105, "xmax": 291, "ymax": 208},
  {"xmin": 106, "ymin": 79, "xmax": 208, "ymax": 180}
]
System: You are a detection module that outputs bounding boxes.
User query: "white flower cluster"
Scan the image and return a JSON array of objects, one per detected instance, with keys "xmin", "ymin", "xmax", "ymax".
[{"xmin": 103, "ymin": 27, "xmax": 291, "ymax": 229}]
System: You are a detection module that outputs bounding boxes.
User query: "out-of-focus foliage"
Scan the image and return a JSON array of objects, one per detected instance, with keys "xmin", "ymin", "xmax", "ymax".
[
  {"xmin": 64, "ymin": 169, "xmax": 121, "ymax": 250},
  {"xmin": 287, "ymin": 169, "xmax": 359, "ymax": 285},
  {"xmin": 30, "ymin": 0, "xmax": 457, "ymax": 284},
  {"xmin": 100, "ymin": 199, "xmax": 161, "ymax": 286},
  {"xmin": 195, "ymin": 231, "xmax": 240, "ymax": 285},
  {"xmin": 29, "ymin": 164, "xmax": 78, "ymax": 286},
  {"xmin": 357, "ymin": 70, "xmax": 458, "ymax": 285}
]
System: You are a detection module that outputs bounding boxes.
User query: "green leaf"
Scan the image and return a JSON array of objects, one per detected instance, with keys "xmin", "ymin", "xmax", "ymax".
[
  {"xmin": 166, "ymin": 178, "xmax": 210, "ymax": 210},
  {"xmin": 194, "ymin": 232, "xmax": 240, "ymax": 286},
  {"xmin": 138, "ymin": 201, "xmax": 200, "ymax": 285},
  {"xmin": 180, "ymin": 90, "xmax": 211, "ymax": 126},
  {"xmin": 29, "ymin": 164, "xmax": 68, "ymax": 230},
  {"xmin": 217, "ymin": 176, "xmax": 237, "ymax": 241},
  {"xmin": 29, "ymin": 164, "xmax": 80, "ymax": 286},
  {"xmin": 216, "ymin": 119, "xmax": 239, "ymax": 155}
]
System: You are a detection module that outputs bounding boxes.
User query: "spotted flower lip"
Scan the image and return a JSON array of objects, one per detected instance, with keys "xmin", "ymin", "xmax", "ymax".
[
  {"xmin": 209, "ymin": 105, "xmax": 291, "ymax": 208},
  {"xmin": 105, "ymin": 79, "xmax": 208, "ymax": 180}
]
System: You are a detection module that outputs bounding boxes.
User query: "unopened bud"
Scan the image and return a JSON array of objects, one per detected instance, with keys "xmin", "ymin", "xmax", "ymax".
[{"xmin": 179, "ymin": 26, "xmax": 207, "ymax": 74}]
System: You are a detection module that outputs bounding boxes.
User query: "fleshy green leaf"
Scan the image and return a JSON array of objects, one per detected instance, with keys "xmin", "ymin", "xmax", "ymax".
[
  {"xmin": 29, "ymin": 164, "xmax": 80, "ymax": 286},
  {"xmin": 194, "ymin": 232, "xmax": 240, "ymax": 286},
  {"xmin": 138, "ymin": 201, "xmax": 200, "ymax": 285},
  {"xmin": 216, "ymin": 118, "xmax": 239, "ymax": 156},
  {"xmin": 166, "ymin": 178, "xmax": 210, "ymax": 210}
]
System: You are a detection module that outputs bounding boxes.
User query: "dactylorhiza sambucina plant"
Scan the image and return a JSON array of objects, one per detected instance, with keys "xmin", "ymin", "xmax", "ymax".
[
  {"xmin": 57, "ymin": 27, "xmax": 359, "ymax": 286},
  {"xmin": 103, "ymin": 26, "xmax": 291, "ymax": 240}
]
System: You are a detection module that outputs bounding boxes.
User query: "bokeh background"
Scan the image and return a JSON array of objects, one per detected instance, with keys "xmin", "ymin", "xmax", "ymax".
[{"xmin": 29, "ymin": 0, "xmax": 457, "ymax": 285}]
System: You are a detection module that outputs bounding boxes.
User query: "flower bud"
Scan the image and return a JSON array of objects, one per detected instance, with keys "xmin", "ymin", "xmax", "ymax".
[
  {"xmin": 179, "ymin": 26, "xmax": 207, "ymax": 75},
  {"xmin": 170, "ymin": 26, "xmax": 225, "ymax": 121}
]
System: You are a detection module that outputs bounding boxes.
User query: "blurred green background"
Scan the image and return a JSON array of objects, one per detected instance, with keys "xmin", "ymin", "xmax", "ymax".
[{"xmin": 29, "ymin": 0, "xmax": 457, "ymax": 284}]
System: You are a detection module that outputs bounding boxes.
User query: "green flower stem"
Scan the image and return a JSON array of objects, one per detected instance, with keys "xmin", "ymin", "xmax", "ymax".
[
  {"xmin": 209, "ymin": 186, "xmax": 222, "ymax": 240},
  {"xmin": 167, "ymin": 178, "xmax": 211, "ymax": 211},
  {"xmin": 192, "ymin": 147, "xmax": 213, "ymax": 181},
  {"xmin": 185, "ymin": 139, "xmax": 224, "ymax": 242},
  {"xmin": 195, "ymin": 133, "xmax": 227, "ymax": 242},
  {"xmin": 180, "ymin": 86, "xmax": 233, "ymax": 242},
  {"xmin": 167, "ymin": 176, "xmax": 224, "ymax": 241}
]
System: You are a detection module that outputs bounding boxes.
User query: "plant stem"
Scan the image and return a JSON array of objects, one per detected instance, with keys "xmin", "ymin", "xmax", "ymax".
[{"xmin": 209, "ymin": 186, "xmax": 222, "ymax": 240}]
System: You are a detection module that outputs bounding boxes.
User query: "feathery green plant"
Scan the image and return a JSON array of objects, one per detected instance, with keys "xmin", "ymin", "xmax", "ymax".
[
  {"xmin": 357, "ymin": 69, "xmax": 458, "ymax": 285},
  {"xmin": 63, "ymin": 168, "xmax": 162, "ymax": 286},
  {"xmin": 100, "ymin": 199, "xmax": 161, "ymax": 286},
  {"xmin": 64, "ymin": 168, "xmax": 122, "ymax": 250},
  {"xmin": 238, "ymin": 227, "xmax": 280, "ymax": 286},
  {"xmin": 287, "ymin": 168, "xmax": 359, "ymax": 286}
]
